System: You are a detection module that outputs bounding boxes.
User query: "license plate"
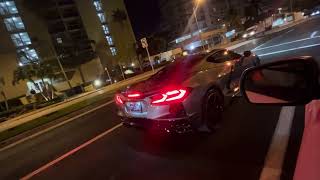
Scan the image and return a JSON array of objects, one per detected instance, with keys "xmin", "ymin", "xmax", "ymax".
[{"xmin": 126, "ymin": 102, "xmax": 142, "ymax": 113}]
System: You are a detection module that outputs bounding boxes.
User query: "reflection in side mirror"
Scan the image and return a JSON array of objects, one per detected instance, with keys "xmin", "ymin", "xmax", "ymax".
[{"xmin": 240, "ymin": 57, "xmax": 318, "ymax": 105}]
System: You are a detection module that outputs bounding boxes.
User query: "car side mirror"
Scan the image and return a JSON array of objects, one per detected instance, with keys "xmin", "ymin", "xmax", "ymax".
[{"xmin": 240, "ymin": 57, "xmax": 319, "ymax": 105}]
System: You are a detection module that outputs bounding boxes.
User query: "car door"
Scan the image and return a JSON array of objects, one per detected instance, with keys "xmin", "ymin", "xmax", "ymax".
[{"xmin": 205, "ymin": 50, "xmax": 242, "ymax": 92}]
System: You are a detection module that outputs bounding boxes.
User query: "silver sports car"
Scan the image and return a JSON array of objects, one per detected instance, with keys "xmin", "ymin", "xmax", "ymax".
[{"xmin": 115, "ymin": 49, "xmax": 258, "ymax": 133}]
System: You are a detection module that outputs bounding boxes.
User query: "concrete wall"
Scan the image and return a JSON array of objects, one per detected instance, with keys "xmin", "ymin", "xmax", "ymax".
[
  {"xmin": 16, "ymin": 0, "xmax": 56, "ymax": 60},
  {"xmin": 75, "ymin": 0, "xmax": 113, "ymax": 68},
  {"xmin": 76, "ymin": 0, "xmax": 137, "ymax": 67},
  {"xmin": 54, "ymin": 58, "xmax": 104, "ymax": 91},
  {"xmin": 0, "ymin": 53, "xmax": 28, "ymax": 100},
  {"xmin": 102, "ymin": 0, "xmax": 137, "ymax": 64},
  {"xmin": 147, "ymin": 48, "xmax": 183, "ymax": 62}
]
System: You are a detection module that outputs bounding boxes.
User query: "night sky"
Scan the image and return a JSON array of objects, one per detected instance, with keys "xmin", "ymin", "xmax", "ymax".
[{"xmin": 124, "ymin": 0, "xmax": 161, "ymax": 40}]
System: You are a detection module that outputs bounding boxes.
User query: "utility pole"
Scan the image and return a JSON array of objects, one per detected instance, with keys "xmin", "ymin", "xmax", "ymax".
[
  {"xmin": 194, "ymin": 1, "xmax": 206, "ymax": 52},
  {"xmin": 290, "ymin": 0, "xmax": 294, "ymax": 13},
  {"xmin": 104, "ymin": 67, "xmax": 112, "ymax": 84},
  {"xmin": 57, "ymin": 55, "xmax": 73, "ymax": 89},
  {"xmin": 118, "ymin": 62, "xmax": 126, "ymax": 80},
  {"xmin": 47, "ymin": 41, "xmax": 73, "ymax": 90}
]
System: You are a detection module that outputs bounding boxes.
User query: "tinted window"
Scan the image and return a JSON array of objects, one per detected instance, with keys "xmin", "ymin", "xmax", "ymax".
[{"xmin": 207, "ymin": 50, "xmax": 241, "ymax": 63}]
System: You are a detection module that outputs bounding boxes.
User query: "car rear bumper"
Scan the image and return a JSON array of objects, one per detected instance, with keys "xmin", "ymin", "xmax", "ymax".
[{"xmin": 121, "ymin": 117, "xmax": 194, "ymax": 133}]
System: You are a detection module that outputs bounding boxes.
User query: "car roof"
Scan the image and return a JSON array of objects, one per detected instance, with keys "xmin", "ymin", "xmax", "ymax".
[
  {"xmin": 149, "ymin": 54, "xmax": 205, "ymax": 80},
  {"xmin": 208, "ymin": 48, "xmax": 226, "ymax": 54}
]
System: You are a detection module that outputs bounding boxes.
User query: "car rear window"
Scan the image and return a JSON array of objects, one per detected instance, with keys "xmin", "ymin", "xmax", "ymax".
[{"xmin": 150, "ymin": 54, "xmax": 205, "ymax": 82}]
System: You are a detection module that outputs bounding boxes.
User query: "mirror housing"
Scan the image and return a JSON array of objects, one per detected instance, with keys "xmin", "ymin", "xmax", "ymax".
[{"xmin": 240, "ymin": 57, "xmax": 319, "ymax": 105}]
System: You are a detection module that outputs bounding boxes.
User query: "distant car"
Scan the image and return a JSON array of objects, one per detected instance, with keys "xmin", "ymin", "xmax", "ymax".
[
  {"xmin": 311, "ymin": 9, "xmax": 320, "ymax": 16},
  {"xmin": 242, "ymin": 26, "xmax": 257, "ymax": 39},
  {"xmin": 115, "ymin": 49, "xmax": 259, "ymax": 133}
]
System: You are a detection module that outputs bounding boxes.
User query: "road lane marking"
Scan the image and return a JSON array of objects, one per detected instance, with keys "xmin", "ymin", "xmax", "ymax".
[
  {"xmin": 252, "ymin": 29, "xmax": 295, "ymax": 51},
  {"xmin": 20, "ymin": 123, "xmax": 123, "ymax": 180},
  {"xmin": 259, "ymin": 106, "xmax": 296, "ymax": 180},
  {"xmin": 253, "ymin": 36, "xmax": 320, "ymax": 51},
  {"xmin": 0, "ymin": 100, "xmax": 115, "ymax": 153},
  {"xmin": 311, "ymin": 31, "xmax": 318, "ymax": 38},
  {"xmin": 258, "ymin": 43, "xmax": 320, "ymax": 57}
]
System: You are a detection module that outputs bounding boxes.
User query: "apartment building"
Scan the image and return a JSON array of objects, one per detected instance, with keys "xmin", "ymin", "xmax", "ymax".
[{"xmin": 0, "ymin": 0, "xmax": 136, "ymax": 100}]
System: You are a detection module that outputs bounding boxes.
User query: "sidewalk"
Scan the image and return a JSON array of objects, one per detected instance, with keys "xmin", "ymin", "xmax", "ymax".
[{"xmin": 0, "ymin": 69, "xmax": 158, "ymax": 133}]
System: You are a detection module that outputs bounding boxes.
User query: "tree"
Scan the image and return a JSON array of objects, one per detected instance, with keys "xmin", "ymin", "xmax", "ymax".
[
  {"xmin": 12, "ymin": 60, "xmax": 59, "ymax": 102},
  {"xmin": 244, "ymin": 0, "xmax": 263, "ymax": 27},
  {"xmin": 225, "ymin": 8, "xmax": 243, "ymax": 30},
  {"xmin": 0, "ymin": 76, "xmax": 9, "ymax": 111},
  {"xmin": 55, "ymin": 38, "xmax": 97, "ymax": 84},
  {"xmin": 148, "ymin": 35, "xmax": 168, "ymax": 55}
]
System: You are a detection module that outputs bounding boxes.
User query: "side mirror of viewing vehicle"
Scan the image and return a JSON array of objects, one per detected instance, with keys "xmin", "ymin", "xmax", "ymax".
[{"xmin": 240, "ymin": 57, "xmax": 319, "ymax": 105}]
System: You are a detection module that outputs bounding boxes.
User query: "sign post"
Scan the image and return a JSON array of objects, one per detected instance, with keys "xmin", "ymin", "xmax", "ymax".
[{"xmin": 141, "ymin": 38, "xmax": 154, "ymax": 72}]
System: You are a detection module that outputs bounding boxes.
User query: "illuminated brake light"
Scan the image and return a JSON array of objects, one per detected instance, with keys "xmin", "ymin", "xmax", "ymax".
[
  {"xmin": 115, "ymin": 94, "xmax": 124, "ymax": 104},
  {"xmin": 127, "ymin": 93, "xmax": 141, "ymax": 98},
  {"xmin": 152, "ymin": 94, "xmax": 167, "ymax": 104},
  {"xmin": 151, "ymin": 88, "xmax": 191, "ymax": 105},
  {"xmin": 166, "ymin": 90, "xmax": 187, "ymax": 101},
  {"xmin": 126, "ymin": 91, "xmax": 143, "ymax": 99}
]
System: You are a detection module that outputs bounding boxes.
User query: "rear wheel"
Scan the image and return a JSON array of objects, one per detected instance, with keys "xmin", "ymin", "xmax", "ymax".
[{"xmin": 200, "ymin": 88, "xmax": 224, "ymax": 133}]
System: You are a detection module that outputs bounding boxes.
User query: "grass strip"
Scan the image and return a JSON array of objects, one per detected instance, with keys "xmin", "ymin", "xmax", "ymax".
[
  {"xmin": 0, "ymin": 75, "xmax": 150, "ymax": 143},
  {"xmin": 0, "ymin": 92, "xmax": 113, "ymax": 142}
]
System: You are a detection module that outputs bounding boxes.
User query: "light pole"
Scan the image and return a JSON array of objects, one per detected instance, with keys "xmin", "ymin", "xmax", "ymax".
[
  {"xmin": 194, "ymin": 0, "xmax": 206, "ymax": 52},
  {"xmin": 48, "ymin": 42, "xmax": 73, "ymax": 90},
  {"xmin": 104, "ymin": 67, "xmax": 112, "ymax": 84}
]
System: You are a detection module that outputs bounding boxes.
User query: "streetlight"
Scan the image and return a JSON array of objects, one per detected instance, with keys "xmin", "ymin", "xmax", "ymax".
[{"xmin": 193, "ymin": 0, "xmax": 206, "ymax": 51}]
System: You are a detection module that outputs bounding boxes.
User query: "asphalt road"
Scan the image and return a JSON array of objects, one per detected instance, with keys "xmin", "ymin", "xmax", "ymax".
[{"xmin": 0, "ymin": 17, "xmax": 319, "ymax": 180}]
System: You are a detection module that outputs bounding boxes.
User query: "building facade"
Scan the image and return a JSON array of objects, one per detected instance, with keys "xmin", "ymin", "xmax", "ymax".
[
  {"xmin": 0, "ymin": 0, "xmax": 136, "ymax": 101},
  {"xmin": 159, "ymin": 0, "xmax": 265, "ymax": 41}
]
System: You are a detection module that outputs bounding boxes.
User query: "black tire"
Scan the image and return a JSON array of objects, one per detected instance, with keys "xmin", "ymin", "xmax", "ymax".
[{"xmin": 201, "ymin": 88, "xmax": 224, "ymax": 133}]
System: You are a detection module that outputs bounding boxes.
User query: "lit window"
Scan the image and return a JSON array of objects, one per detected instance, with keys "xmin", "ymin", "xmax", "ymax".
[
  {"xmin": 18, "ymin": 47, "xmax": 39, "ymax": 62},
  {"xmin": 102, "ymin": 24, "xmax": 109, "ymax": 34},
  {"xmin": 106, "ymin": 36, "xmax": 113, "ymax": 45},
  {"xmin": 10, "ymin": 32, "xmax": 31, "ymax": 47},
  {"xmin": 93, "ymin": 1, "xmax": 102, "ymax": 11},
  {"xmin": 56, "ymin": 37, "xmax": 63, "ymax": 44},
  {"xmin": 0, "ymin": 1, "xmax": 18, "ymax": 15},
  {"xmin": 110, "ymin": 47, "xmax": 117, "ymax": 56},
  {"xmin": 4, "ymin": 16, "xmax": 25, "ymax": 31},
  {"xmin": 97, "ymin": 13, "xmax": 106, "ymax": 23}
]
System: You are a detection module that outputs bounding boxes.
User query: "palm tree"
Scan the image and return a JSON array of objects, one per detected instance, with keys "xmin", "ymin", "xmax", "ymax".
[
  {"xmin": 0, "ymin": 76, "xmax": 9, "ymax": 111},
  {"xmin": 112, "ymin": 9, "xmax": 128, "ymax": 25}
]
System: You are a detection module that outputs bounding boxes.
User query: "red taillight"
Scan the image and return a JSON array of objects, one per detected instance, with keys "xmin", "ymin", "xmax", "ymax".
[
  {"xmin": 151, "ymin": 87, "xmax": 191, "ymax": 105},
  {"xmin": 125, "ymin": 91, "xmax": 143, "ymax": 99},
  {"xmin": 127, "ymin": 93, "xmax": 142, "ymax": 98},
  {"xmin": 115, "ymin": 94, "xmax": 124, "ymax": 105}
]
